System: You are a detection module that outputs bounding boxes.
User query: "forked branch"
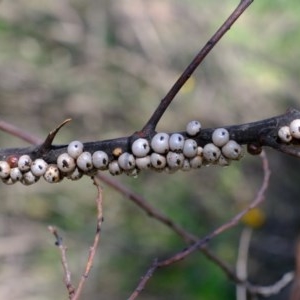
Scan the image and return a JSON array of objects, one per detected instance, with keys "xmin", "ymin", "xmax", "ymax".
[{"xmin": 0, "ymin": 107, "xmax": 299, "ymax": 188}]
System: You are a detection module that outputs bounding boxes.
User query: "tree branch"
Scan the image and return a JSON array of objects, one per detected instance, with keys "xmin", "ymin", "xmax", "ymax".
[
  {"xmin": 0, "ymin": 108, "xmax": 299, "ymax": 173},
  {"xmin": 141, "ymin": 0, "xmax": 254, "ymax": 133}
]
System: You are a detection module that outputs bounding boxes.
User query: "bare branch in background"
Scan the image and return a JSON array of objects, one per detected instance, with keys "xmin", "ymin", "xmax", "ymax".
[
  {"xmin": 236, "ymin": 228, "xmax": 253, "ymax": 300},
  {"xmin": 48, "ymin": 177, "xmax": 104, "ymax": 300},
  {"xmin": 129, "ymin": 151, "xmax": 271, "ymax": 298},
  {"xmin": 48, "ymin": 226, "xmax": 76, "ymax": 299}
]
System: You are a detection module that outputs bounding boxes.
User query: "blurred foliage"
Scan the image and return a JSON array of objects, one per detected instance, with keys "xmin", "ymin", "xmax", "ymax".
[{"xmin": 0, "ymin": 0, "xmax": 299, "ymax": 299}]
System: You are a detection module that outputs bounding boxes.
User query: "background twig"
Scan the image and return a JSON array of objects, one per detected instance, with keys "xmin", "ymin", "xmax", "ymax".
[
  {"xmin": 48, "ymin": 226, "xmax": 75, "ymax": 299},
  {"xmin": 128, "ymin": 151, "xmax": 270, "ymax": 298}
]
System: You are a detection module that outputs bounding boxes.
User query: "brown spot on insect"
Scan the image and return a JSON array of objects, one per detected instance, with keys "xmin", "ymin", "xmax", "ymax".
[
  {"xmin": 6, "ymin": 155, "xmax": 19, "ymax": 168},
  {"xmin": 112, "ymin": 147, "xmax": 123, "ymax": 157},
  {"xmin": 247, "ymin": 143, "xmax": 262, "ymax": 155}
]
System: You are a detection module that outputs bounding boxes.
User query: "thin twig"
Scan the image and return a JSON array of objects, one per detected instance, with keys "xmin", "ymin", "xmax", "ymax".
[
  {"xmin": 71, "ymin": 176, "xmax": 104, "ymax": 300},
  {"xmin": 250, "ymin": 271, "xmax": 294, "ymax": 297},
  {"xmin": 290, "ymin": 239, "xmax": 300, "ymax": 300},
  {"xmin": 128, "ymin": 260, "xmax": 158, "ymax": 300},
  {"xmin": 236, "ymin": 228, "xmax": 253, "ymax": 300},
  {"xmin": 0, "ymin": 120, "xmax": 42, "ymax": 145},
  {"xmin": 48, "ymin": 226, "xmax": 76, "ymax": 299},
  {"xmin": 142, "ymin": 0, "xmax": 254, "ymax": 133}
]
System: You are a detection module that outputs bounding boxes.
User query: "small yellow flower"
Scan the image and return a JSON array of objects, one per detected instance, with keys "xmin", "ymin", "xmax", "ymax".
[{"xmin": 242, "ymin": 208, "xmax": 265, "ymax": 229}]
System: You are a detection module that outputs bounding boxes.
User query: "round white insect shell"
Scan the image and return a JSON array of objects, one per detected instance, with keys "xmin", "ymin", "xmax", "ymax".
[
  {"xmin": 76, "ymin": 152, "xmax": 93, "ymax": 172},
  {"xmin": 22, "ymin": 171, "xmax": 39, "ymax": 185},
  {"xmin": 203, "ymin": 143, "xmax": 221, "ymax": 162},
  {"xmin": 67, "ymin": 168, "xmax": 83, "ymax": 181},
  {"xmin": 169, "ymin": 133, "xmax": 185, "ymax": 152},
  {"xmin": 150, "ymin": 133, "xmax": 169, "ymax": 154},
  {"xmin": 92, "ymin": 151, "xmax": 109, "ymax": 170},
  {"xmin": 222, "ymin": 140, "xmax": 243, "ymax": 160},
  {"xmin": 197, "ymin": 146, "xmax": 204, "ymax": 156},
  {"xmin": 108, "ymin": 160, "xmax": 122, "ymax": 176},
  {"xmin": 164, "ymin": 166, "xmax": 178, "ymax": 174},
  {"xmin": 118, "ymin": 152, "xmax": 135, "ymax": 170},
  {"xmin": 183, "ymin": 139, "xmax": 198, "ymax": 158},
  {"xmin": 57, "ymin": 153, "xmax": 76, "ymax": 173},
  {"xmin": 189, "ymin": 156, "xmax": 203, "ymax": 169},
  {"xmin": 278, "ymin": 126, "xmax": 292, "ymax": 143},
  {"xmin": 135, "ymin": 156, "xmax": 151, "ymax": 170},
  {"xmin": 150, "ymin": 153, "xmax": 166, "ymax": 169},
  {"xmin": 44, "ymin": 164, "xmax": 61, "ymax": 183},
  {"xmin": 18, "ymin": 155, "xmax": 32, "ymax": 172},
  {"xmin": 31, "ymin": 159, "xmax": 48, "ymax": 176},
  {"xmin": 0, "ymin": 161, "xmax": 11, "ymax": 179},
  {"xmin": 131, "ymin": 138, "xmax": 150, "ymax": 157},
  {"xmin": 67, "ymin": 140, "xmax": 84, "ymax": 159},
  {"xmin": 218, "ymin": 155, "xmax": 231, "ymax": 167},
  {"xmin": 181, "ymin": 159, "xmax": 191, "ymax": 171},
  {"xmin": 212, "ymin": 128, "xmax": 230, "ymax": 147},
  {"xmin": 2, "ymin": 177, "xmax": 15, "ymax": 185},
  {"xmin": 186, "ymin": 120, "xmax": 201, "ymax": 136},
  {"xmin": 289, "ymin": 119, "xmax": 300, "ymax": 139},
  {"xmin": 10, "ymin": 167, "xmax": 23, "ymax": 181},
  {"xmin": 125, "ymin": 168, "xmax": 139, "ymax": 178},
  {"xmin": 166, "ymin": 152, "xmax": 184, "ymax": 169}
]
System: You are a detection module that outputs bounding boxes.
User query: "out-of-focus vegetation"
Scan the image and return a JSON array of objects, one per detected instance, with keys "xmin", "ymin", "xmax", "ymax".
[{"xmin": 0, "ymin": 0, "xmax": 299, "ymax": 299}]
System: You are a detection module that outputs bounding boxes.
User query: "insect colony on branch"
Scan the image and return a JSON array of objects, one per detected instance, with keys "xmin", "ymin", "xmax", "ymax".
[{"xmin": 0, "ymin": 118, "xmax": 299, "ymax": 186}]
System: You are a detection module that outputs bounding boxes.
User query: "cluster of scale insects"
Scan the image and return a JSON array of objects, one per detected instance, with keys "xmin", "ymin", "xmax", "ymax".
[{"xmin": 0, "ymin": 118, "xmax": 299, "ymax": 186}]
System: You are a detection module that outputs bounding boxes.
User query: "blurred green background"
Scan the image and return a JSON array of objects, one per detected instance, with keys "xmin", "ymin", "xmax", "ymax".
[{"xmin": 0, "ymin": 0, "xmax": 299, "ymax": 299}]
